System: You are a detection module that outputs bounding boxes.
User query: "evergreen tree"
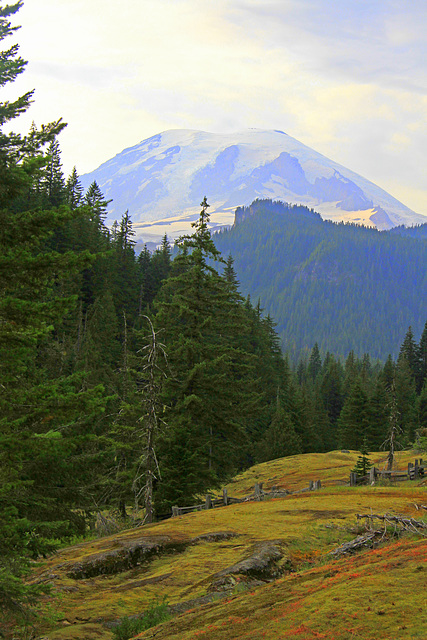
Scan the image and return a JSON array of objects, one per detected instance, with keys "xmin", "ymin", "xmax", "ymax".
[
  {"xmin": 398, "ymin": 326, "xmax": 421, "ymax": 391},
  {"xmin": 66, "ymin": 166, "xmax": 83, "ymax": 209},
  {"xmin": 352, "ymin": 437, "xmax": 372, "ymax": 477},
  {"xmin": 84, "ymin": 180, "xmax": 111, "ymax": 229},
  {"xmin": 337, "ymin": 377, "xmax": 372, "ymax": 450},
  {"xmin": 112, "ymin": 210, "xmax": 139, "ymax": 317},
  {"xmin": 416, "ymin": 381, "xmax": 427, "ymax": 434},
  {"xmin": 319, "ymin": 356, "xmax": 343, "ymax": 449},
  {"xmin": 137, "ymin": 244, "xmax": 154, "ymax": 311},
  {"xmin": 381, "ymin": 354, "xmax": 395, "ymax": 390},
  {"xmin": 0, "ymin": 3, "xmax": 106, "ymax": 618},
  {"xmin": 40, "ymin": 137, "xmax": 65, "ymax": 207},
  {"xmin": 419, "ymin": 320, "xmax": 427, "ymax": 385},
  {"xmin": 259, "ymin": 400, "xmax": 302, "ymax": 462},
  {"xmin": 154, "ymin": 198, "xmax": 261, "ymax": 509},
  {"xmin": 307, "ymin": 343, "xmax": 322, "ymax": 382},
  {"xmin": 343, "ymin": 350, "xmax": 359, "ymax": 397},
  {"xmin": 369, "ymin": 378, "xmax": 389, "ymax": 449},
  {"xmin": 395, "ymin": 357, "xmax": 418, "ymax": 442}
]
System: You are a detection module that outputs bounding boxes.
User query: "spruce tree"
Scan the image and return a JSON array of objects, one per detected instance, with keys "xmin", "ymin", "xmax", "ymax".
[
  {"xmin": 308, "ymin": 343, "xmax": 322, "ymax": 382},
  {"xmin": 40, "ymin": 137, "xmax": 66, "ymax": 207},
  {"xmin": 259, "ymin": 400, "xmax": 302, "ymax": 462},
  {"xmin": 154, "ymin": 198, "xmax": 261, "ymax": 509},
  {"xmin": 337, "ymin": 377, "xmax": 372, "ymax": 450},
  {"xmin": 0, "ymin": 2, "xmax": 106, "ymax": 619},
  {"xmin": 66, "ymin": 166, "xmax": 83, "ymax": 209},
  {"xmin": 419, "ymin": 320, "xmax": 427, "ymax": 385},
  {"xmin": 84, "ymin": 180, "xmax": 111, "ymax": 229},
  {"xmin": 398, "ymin": 326, "xmax": 421, "ymax": 391},
  {"xmin": 352, "ymin": 437, "xmax": 372, "ymax": 477}
]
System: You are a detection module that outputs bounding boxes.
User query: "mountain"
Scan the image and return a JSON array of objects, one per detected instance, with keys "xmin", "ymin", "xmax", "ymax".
[
  {"xmin": 214, "ymin": 199, "xmax": 427, "ymax": 360},
  {"xmin": 81, "ymin": 129, "xmax": 427, "ymax": 242}
]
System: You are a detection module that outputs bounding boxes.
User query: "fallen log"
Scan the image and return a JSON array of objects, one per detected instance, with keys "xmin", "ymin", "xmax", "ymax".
[{"xmin": 357, "ymin": 513, "xmax": 427, "ymax": 533}]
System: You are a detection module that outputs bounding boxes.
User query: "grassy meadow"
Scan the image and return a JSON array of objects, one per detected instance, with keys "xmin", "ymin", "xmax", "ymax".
[{"xmin": 17, "ymin": 450, "xmax": 426, "ymax": 640}]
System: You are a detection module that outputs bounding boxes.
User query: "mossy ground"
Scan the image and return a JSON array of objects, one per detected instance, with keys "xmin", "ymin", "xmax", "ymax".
[{"xmin": 18, "ymin": 450, "xmax": 426, "ymax": 640}]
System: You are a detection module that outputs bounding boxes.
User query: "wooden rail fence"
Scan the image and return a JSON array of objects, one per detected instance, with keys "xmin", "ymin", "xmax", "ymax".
[
  {"xmin": 171, "ymin": 479, "xmax": 322, "ymax": 517},
  {"xmin": 349, "ymin": 458, "xmax": 425, "ymax": 486},
  {"xmin": 169, "ymin": 458, "xmax": 425, "ymax": 519}
]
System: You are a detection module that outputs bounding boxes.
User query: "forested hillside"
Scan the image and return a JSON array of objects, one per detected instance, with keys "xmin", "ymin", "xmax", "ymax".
[{"xmin": 214, "ymin": 199, "xmax": 427, "ymax": 360}]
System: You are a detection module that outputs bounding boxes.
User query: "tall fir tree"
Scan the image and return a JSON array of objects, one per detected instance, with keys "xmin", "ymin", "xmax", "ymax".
[
  {"xmin": 65, "ymin": 166, "xmax": 83, "ymax": 209},
  {"xmin": 0, "ymin": 2, "xmax": 107, "ymax": 619},
  {"xmin": 154, "ymin": 198, "xmax": 262, "ymax": 509}
]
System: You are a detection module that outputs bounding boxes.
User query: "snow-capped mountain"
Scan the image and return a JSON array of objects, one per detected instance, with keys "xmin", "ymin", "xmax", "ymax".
[{"xmin": 81, "ymin": 129, "xmax": 427, "ymax": 242}]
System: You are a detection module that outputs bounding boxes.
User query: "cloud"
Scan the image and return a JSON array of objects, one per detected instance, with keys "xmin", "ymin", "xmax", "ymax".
[{"xmin": 5, "ymin": 0, "xmax": 426, "ymax": 215}]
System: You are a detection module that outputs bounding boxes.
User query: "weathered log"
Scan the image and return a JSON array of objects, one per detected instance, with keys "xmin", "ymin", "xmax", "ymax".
[
  {"xmin": 357, "ymin": 513, "xmax": 427, "ymax": 531},
  {"xmin": 329, "ymin": 532, "xmax": 381, "ymax": 557}
]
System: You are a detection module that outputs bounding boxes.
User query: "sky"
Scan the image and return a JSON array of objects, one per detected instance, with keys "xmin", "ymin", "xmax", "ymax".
[{"xmin": 5, "ymin": 0, "xmax": 427, "ymax": 215}]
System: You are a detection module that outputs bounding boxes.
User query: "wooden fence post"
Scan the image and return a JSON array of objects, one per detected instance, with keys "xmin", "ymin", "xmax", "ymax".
[
  {"xmin": 205, "ymin": 494, "xmax": 212, "ymax": 510},
  {"xmin": 369, "ymin": 467, "xmax": 376, "ymax": 484},
  {"xmin": 414, "ymin": 459, "xmax": 419, "ymax": 479},
  {"xmin": 350, "ymin": 472, "xmax": 357, "ymax": 486},
  {"xmin": 172, "ymin": 506, "xmax": 179, "ymax": 517},
  {"xmin": 223, "ymin": 488, "xmax": 228, "ymax": 506}
]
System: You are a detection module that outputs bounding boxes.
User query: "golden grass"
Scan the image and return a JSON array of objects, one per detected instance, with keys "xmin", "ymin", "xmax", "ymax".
[
  {"xmin": 23, "ymin": 449, "xmax": 426, "ymax": 640},
  {"xmin": 223, "ymin": 449, "xmax": 423, "ymax": 496},
  {"xmin": 135, "ymin": 538, "xmax": 427, "ymax": 640}
]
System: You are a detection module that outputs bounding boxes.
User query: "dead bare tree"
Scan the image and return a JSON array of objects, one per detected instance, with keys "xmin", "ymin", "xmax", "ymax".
[
  {"xmin": 382, "ymin": 379, "xmax": 403, "ymax": 471},
  {"xmin": 132, "ymin": 316, "xmax": 168, "ymax": 523}
]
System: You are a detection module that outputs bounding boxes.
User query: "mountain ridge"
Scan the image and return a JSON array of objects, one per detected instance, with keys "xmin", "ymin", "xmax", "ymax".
[
  {"xmin": 81, "ymin": 129, "xmax": 427, "ymax": 241},
  {"xmin": 214, "ymin": 199, "xmax": 427, "ymax": 360}
]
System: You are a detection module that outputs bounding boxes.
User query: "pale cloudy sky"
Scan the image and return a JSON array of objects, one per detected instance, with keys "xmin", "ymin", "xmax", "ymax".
[{"xmin": 6, "ymin": 0, "xmax": 427, "ymax": 214}]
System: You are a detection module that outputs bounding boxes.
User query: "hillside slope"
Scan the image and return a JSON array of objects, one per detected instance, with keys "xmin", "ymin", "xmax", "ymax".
[
  {"xmin": 213, "ymin": 199, "xmax": 427, "ymax": 359},
  {"xmin": 21, "ymin": 450, "xmax": 427, "ymax": 640}
]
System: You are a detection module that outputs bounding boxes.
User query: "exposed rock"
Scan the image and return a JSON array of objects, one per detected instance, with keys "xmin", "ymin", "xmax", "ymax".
[
  {"xmin": 208, "ymin": 540, "xmax": 288, "ymax": 591},
  {"xmin": 192, "ymin": 531, "xmax": 238, "ymax": 544},
  {"xmin": 66, "ymin": 535, "xmax": 187, "ymax": 579},
  {"xmin": 65, "ymin": 531, "xmax": 240, "ymax": 579}
]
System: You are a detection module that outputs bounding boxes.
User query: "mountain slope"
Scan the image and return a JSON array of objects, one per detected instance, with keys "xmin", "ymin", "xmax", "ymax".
[
  {"xmin": 81, "ymin": 129, "xmax": 427, "ymax": 241},
  {"xmin": 213, "ymin": 200, "xmax": 427, "ymax": 359}
]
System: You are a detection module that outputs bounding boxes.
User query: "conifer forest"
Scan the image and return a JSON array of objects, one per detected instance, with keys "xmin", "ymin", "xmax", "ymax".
[{"xmin": 1, "ymin": 2, "xmax": 427, "ymax": 631}]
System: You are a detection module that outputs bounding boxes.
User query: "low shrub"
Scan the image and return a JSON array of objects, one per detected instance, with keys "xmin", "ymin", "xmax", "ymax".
[{"xmin": 112, "ymin": 600, "xmax": 171, "ymax": 640}]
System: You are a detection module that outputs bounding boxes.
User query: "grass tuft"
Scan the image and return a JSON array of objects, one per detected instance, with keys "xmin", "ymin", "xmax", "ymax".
[{"xmin": 112, "ymin": 600, "xmax": 171, "ymax": 640}]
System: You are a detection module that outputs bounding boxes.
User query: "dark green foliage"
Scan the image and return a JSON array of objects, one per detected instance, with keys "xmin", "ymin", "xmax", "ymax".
[
  {"xmin": 0, "ymin": 3, "xmax": 112, "ymax": 620},
  {"xmin": 419, "ymin": 321, "xmax": 427, "ymax": 384},
  {"xmin": 398, "ymin": 326, "xmax": 422, "ymax": 391},
  {"xmin": 308, "ymin": 343, "xmax": 322, "ymax": 382},
  {"xmin": 112, "ymin": 601, "xmax": 171, "ymax": 640},
  {"xmin": 40, "ymin": 138, "xmax": 66, "ymax": 207},
  {"xmin": 352, "ymin": 438, "xmax": 372, "ymax": 477},
  {"xmin": 214, "ymin": 199, "xmax": 427, "ymax": 360},
  {"xmin": 153, "ymin": 199, "xmax": 269, "ymax": 509},
  {"xmin": 258, "ymin": 401, "xmax": 302, "ymax": 462},
  {"xmin": 66, "ymin": 166, "xmax": 83, "ymax": 209},
  {"xmin": 337, "ymin": 377, "xmax": 371, "ymax": 450}
]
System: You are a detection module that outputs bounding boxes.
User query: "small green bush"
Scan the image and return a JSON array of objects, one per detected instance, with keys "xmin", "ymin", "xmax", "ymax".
[{"xmin": 112, "ymin": 600, "xmax": 171, "ymax": 640}]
